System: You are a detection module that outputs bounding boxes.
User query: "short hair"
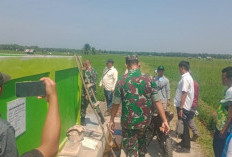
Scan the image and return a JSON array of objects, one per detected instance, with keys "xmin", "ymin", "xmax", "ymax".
[
  {"xmin": 179, "ymin": 61, "xmax": 190, "ymax": 71},
  {"xmin": 106, "ymin": 59, "xmax": 114, "ymax": 64},
  {"xmin": 125, "ymin": 55, "xmax": 139, "ymax": 67},
  {"xmin": 222, "ymin": 66, "xmax": 232, "ymax": 79}
]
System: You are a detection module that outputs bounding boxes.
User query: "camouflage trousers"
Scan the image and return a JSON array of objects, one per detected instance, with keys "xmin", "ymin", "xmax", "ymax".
[
  {"xmin": 122, "ymin": 128, "xmax": 147, "ymax": 157},
  {"xmin": 81, "ymin": 94, "xmax": 95, "ymax": 123}
]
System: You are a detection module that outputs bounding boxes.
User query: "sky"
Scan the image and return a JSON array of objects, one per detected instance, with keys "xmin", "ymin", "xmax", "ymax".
[{"xmin": 0, "ymin": 0, "xmax": 232, "ymax": 54}]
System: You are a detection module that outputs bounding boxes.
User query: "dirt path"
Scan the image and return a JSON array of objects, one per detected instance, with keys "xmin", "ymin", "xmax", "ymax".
[
  {"xmin": 144, "ymin": 110, "xmax": 205, "ymax": 157},
  {"xmin": 86, "ymin": 102, "xmax": 205, "ymax": 157}
]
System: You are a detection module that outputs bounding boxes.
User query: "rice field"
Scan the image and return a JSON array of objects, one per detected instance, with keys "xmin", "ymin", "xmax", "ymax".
[{"xmin": 1, "ymin": 53, "xmax": 231, "ymax": 156}]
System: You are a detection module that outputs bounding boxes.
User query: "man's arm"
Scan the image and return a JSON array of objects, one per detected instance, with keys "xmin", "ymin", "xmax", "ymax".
[
  {"xmin": 179, "ymin": 92, "xmax": 187, "ymax": 117},
  {"xmin": 155, "ymin": 101, "xmax": 167, "ymax": 122},
  {"xmin": 109, "ymin": 81, "xmax": 121, "ymax": 133},
  {"xmin": 166, "ymin": 80, "xmax": 171, "ymax": 106},
  {"xmin": 150, "ymin": 80, "xmax": 170, "ymax": 134},
  {"xmin": 155, "ymin": 101, "xmax": 170, "ymax": 134},
  {"xmin": 99, "ymin": 74, "xmax": 103, "ymax": 87},
  {"xmin": 112, "ymin": 69, "xmax": 118, "ymax": 91},
  {"xmin": 109, "ymin": 104, "xmax": 120, "ymax": 133},
  {"xmin": 37, "ymin": 78, "xmax": 61, "ymax": 157},
  {"xmin": 220, "ymin": 102, "xmax": 232, "ymax": 138},
  {"xmin": 99, "ymin": 68, "xmax": 106, "ymax": 87}
]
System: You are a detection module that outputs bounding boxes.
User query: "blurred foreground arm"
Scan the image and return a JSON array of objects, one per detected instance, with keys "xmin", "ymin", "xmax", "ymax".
[
  {"xmin": 37, "ymin": 77, "xmax": 61, "ymax": 157},
  {"xmin": 151, "ymin": 80, "xmax": 170, "ymax": 134},
  {"xmin": 109, "ymin": 103, "xmax": 120, "ymax": 133},
  {"xmin": 220, "ymin": 103, "xmax": 232, "ymax": 138}
]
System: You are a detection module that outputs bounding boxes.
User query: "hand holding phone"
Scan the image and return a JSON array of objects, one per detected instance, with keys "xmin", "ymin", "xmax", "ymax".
[
  {"xmin": 16, "ymin": 81, "xmax": 46, "ymax": 97},
  {"xmin": 39, "ymin": 77, "xmax": 57, "ymax": 102},
  {"xmin": 16, "ymin": 78, "xmax": 57, "ymax": 103}
]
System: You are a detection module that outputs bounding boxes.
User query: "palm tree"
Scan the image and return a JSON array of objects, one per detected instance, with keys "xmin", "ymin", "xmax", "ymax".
[{"xmin": 83, "ymin": 43, "xmax": 91, "ymax": 55}]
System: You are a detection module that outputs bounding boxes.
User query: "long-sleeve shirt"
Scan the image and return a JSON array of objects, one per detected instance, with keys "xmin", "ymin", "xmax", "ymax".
[
  {"xmin": 99, "ymin": 66, "xmax": 118, "ymax": 91},
  {"xmin": 154, "ymin": 76, "xmax": 170, "ymax": 105},
  {"xmin": 112, "ymin": 69, "xmax": 160, "ymax": 129}
]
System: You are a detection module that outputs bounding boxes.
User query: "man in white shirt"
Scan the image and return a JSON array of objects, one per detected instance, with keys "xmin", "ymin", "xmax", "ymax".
[
  {"xmin": 174, "ymin": 61, "xmax": 194, "ymax": 153},
  {"xmin": 99, "ymin": 59, "xmax": 118, "ymax": 115}
]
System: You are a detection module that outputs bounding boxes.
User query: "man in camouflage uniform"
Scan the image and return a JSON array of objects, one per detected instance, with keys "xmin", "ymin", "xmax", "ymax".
[
  {"xmin": 109, "ymin": 55, "xmax": 170, "ymax": 157},
  {"xmin": 81, "ymin": 60, "xmax": 97, "ymax": 125}
]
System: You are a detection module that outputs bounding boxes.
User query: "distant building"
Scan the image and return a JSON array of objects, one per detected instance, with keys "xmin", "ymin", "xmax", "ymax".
[
  {"xmin": 206, "ymin": 56, "xmax": 213, "ymax": 61},
  {"xmin": 24, "ymin": 49, "xmax": 35, "ymax": 54}
]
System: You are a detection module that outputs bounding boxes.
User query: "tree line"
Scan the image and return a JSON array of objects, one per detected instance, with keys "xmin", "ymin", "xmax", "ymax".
[{"xmin": 0, "ymin": 44, "xmax": 231, "ymax": 59}]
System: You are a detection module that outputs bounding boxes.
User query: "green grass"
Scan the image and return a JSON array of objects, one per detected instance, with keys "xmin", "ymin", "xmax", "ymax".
[
  {"xmin": 0, "ymin": 56, "xmax": 75, "ymax": 80},
  {"xmin": 0, "ymin": 50, "xmax": 26, "ymax": 55},
  {"xmin": 1, "ymin": 54, "xmax": 231, "ymax": 156}
]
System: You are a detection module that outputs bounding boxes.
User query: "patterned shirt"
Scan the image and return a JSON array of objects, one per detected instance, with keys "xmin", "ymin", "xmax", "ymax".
[
  {"xmin": 112, "ymin": 69, "xmax": 160, "ymax": 129},
  {"xmin": 84, "ymin": 66, "xmax": 97, "ymax": 85},
  {"xmin": 216, "ymin": 86, "xmax": 232, "ymax": 132},
  {"xmin": 83, "ymin": 66, "xmax": 97, "ymax": 96}
]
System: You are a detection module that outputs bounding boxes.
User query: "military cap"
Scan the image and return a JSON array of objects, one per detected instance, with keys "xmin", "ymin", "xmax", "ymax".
[
  {"xmin": 125, "ymin": 55, "xmax": 139, "ymax": 64},
  {"xmin": 157, "ymin": 65, "xmax": 165, "ymax": 71}
]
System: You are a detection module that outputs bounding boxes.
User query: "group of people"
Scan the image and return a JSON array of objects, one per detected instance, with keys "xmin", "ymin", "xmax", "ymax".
[
  {"xmin": 81, "ymin": 59, "xmax": 118, "ymax": 125},
  {"xmin": 97, "ymin": 55, "xmax": 231, "ymax": 157},
  {"xmin": 81, "ymin": 56, "xmax": 202, "ymax": 156},
  {"xmin": 107, "ymin": 56, "xmax": 200, "ymax": 156},
  {"xmin": 0, "ymin": 55, "xmax": 232, "ymax": 157}
]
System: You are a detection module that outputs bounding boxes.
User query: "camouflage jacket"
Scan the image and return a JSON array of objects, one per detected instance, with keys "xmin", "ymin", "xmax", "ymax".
[
  {"xmin": 112, "ymin": 69, "xmax": 160, "ymax": 129},
  {"xmin": 83, "ymin": 67, "xmax": 97, "ymax": 95}
]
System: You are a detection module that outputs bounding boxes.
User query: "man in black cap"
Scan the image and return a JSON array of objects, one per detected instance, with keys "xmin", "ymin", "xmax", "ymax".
[
  {"xmin": 99, "ymin": 59, "xmax": 118, "ymax": 116},
  {"xmin": 0, "ymin": 72, "xmax": 61, "ymax": 157}
]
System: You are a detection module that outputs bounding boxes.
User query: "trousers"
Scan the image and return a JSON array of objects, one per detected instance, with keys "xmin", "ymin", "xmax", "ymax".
[
  {"xmin": 176, "ymin": 107, "xmax": 191, "ymax": 149},
  {"xmin": 122, "ymin": 128, "xmax": 147, "ymax": 157}
]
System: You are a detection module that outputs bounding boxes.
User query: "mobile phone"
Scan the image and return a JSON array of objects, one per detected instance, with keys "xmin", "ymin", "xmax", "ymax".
[{"xmin": 16, "ymin": 81, "xmax": 46, "ymax": 97}]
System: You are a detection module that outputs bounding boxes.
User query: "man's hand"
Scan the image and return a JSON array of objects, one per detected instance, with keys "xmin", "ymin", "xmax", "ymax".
[
  {"xmin": 161, "ymin": 121, "xmax": 170, "ymax": 134},
  {"xmin": 178, "ymin": 109, "xmax": 183, "ymax": 117},
  {"xmin": 109, "ymin": 120, "xmax": 115, "ymax": 134},
  {"xmin": 38, "ymin": 77, "xmax": 57, "ymax": 102},
  {"xmin": 111, "ymin": 90, "xmax": 114, "ymax": 93},
  {"xmin": 219, "ymin": 129, "xmax": 227, "ymax": 139}
]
